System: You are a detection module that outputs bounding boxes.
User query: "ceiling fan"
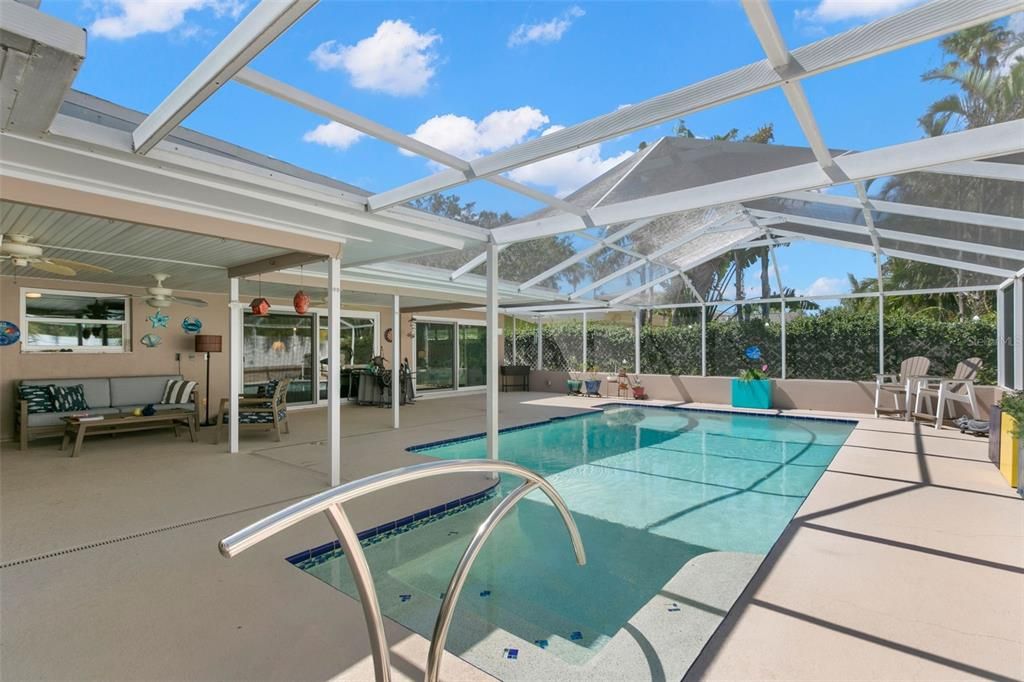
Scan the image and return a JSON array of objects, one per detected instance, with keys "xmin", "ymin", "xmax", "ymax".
[
  {"xmin": 135, "ymin": 274, "xmax": 209, "ymax": 309},
  {"xmin": 0, "ymin": 233, "xmax": 113, "ymax": 276}
]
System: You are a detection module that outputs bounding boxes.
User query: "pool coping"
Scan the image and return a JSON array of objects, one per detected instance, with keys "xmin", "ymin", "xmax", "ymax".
[{"xmin": 407, "ymin": 401, "xmax": 859, "ymax": 454}]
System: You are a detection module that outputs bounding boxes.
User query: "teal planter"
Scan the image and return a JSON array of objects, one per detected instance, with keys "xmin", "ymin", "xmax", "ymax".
[
  {"xmin": 567, "ymin": 379, "xmax": 583, "ymax": 395},
  {"xmin": 731, "ymin": 378, "xmax": 772, "ymax": 409}
]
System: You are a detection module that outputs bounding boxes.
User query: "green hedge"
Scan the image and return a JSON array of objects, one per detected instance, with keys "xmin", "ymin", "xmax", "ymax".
[{"xmin": 507, "ymin": 309, "xmax": 997, "ymax": 384}]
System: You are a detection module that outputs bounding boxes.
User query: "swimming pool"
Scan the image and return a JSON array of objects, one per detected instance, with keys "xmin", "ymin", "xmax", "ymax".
[{"xmin": 296, "ymin": 405, "xmax": 855, "ymax": 676}]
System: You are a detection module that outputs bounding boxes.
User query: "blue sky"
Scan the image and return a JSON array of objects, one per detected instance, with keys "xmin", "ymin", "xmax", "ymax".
[{"xmin": 45, "ymin": 0, "xmax": 978, "ymax": 298}]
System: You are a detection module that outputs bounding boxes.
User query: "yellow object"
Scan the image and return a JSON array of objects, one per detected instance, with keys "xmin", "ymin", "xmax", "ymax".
[
  {"xmin": 999, "ymin": 413, "xmax": 1020, "ymax": 487},
  {"xmin": 133, "ymin": 407, "xmax": 143, "ymax": 417}
]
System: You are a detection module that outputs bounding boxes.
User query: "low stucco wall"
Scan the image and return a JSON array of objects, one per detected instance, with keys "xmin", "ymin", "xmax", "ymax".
[{"xmin": 529, "ymin": 370, "xmax": 998, "ymax": 418}]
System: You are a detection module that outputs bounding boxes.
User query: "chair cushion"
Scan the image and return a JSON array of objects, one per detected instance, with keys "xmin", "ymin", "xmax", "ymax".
[
  {"xmin": 50, "ymin": 384, "xmax": 89, "ymax": 412},
  {"xmin": 223, "ymin": 409, "xmax": 287, "ymax": 424},
  {"xmin": 160, "ymin": 379, "xmax": 197, "ymax": 405},
  {"xmin": 22, "ymin": 378, "xmax": 111, "ymax": 409},
  {"xmin": 18, "ymin": 384, "xmax": 55, "ymax": 413},
  {"xmin": 109, "ymin": 375, "xmax": 182, "ymax": 407},
  {"xmin": 27, "ymin": 407, "xmax": 121, "ymax": 427}
]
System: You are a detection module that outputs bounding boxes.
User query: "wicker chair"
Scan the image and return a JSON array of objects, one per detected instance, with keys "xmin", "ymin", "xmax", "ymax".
[
  {"xmin": 913, "ymin": 357, "xmax": 983, "ymax": 429},
  {"xmin": 216, "ymin": 378, "xmax": 291, "ymax": 443},
  {"xmin": 874, "ymin": 356, "xmax": 930, "ymax": 420}
]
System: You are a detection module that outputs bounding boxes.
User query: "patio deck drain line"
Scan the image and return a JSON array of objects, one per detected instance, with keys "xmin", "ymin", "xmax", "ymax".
[{"xmin": 0, "ymin": 493, "xmax": 313, "ymax": 570}]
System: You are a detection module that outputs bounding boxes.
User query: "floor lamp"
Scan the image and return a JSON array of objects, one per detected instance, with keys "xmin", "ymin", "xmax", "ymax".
[{"xmin": 195, "ymin": 334, "xmax": 222, "ymax": 427}]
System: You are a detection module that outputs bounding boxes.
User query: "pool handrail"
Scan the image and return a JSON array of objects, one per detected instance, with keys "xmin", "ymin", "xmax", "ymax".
[{"xmin": 219, "ymin": 459, "xmax": 587, "ymax": 682}]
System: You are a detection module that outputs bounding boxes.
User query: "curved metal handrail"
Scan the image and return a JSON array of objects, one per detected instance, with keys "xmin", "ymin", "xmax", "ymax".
[{"xmin": 219, "ymin": 459, "xmax": 586, "ymax": 682}]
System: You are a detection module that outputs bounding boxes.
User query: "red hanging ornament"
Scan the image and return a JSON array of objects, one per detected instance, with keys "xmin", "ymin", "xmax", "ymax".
[
  {"xmin": 249, "ymin": 297, "xmax": 270, "ymax": 316},
  {"xmin": 293, "ymin": 290, "xmax": 310, "ymax": 314}
]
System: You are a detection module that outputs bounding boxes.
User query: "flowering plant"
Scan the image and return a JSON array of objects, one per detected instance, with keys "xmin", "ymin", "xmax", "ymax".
[{"xmin": 739, "ymin": 345, "xmax": 769, "ymax": 381}]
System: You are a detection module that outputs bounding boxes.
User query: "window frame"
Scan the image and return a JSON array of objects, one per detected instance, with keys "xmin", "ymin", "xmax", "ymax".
[{"xmin": 20, "ymin": 287, "xmax": 131, "ymax": 354}]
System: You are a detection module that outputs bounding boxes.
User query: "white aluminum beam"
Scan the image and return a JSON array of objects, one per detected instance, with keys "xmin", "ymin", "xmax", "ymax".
[
  {"xmin": 235, "ymin": 67, "xmax": 589, "ymax": 218},
  {"xmin": 493, "ymin": 119, "xmax": 1024, "ymax": 244},
  {"xmin": 611, "ymin": 270, "xmax": 680, "ymax": 304},
  {"xmin": 368, "ymin": 0, "xmax": 1018, "ymax": 211},
  {"xmin": 742, "ymin": 0, "xmax": 844, "ymax": 181},
  {"xmin": 133, "ymin": 0, "xmax": 316, "ymax": 154},
  {"xmin": 751, "ymin": 209, "xmax": 1024, "ymax": 261},
  {"xmin": 926, "ymin": 160, "xmax": 1024, "ymax": 183},
  {"xmin": 517, "ymin": 219, "xmax": 652, "ymax": 292},
  {"xmin": 450, "ymin": 246, "xmax": 506, "ymax": 281},
  {"xmin": 228, "ymin": 277, "xmax": 242, "ymax": 453},
  {"xmin": 779, "ymin": 189, "xmax": 1024, "ymax": 232},
  {"xmin": 391, "ymin": 294, "xmax": 400, "ymax": 429}
]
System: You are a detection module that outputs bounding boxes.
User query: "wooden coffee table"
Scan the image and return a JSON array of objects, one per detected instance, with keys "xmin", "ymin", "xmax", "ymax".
[{"xmin": 60, "ymin": 410, "xmax": 197, "ymax": 457}]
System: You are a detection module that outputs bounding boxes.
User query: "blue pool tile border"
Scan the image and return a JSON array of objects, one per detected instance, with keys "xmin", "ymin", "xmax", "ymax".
[
  {"xmin": 284, "ymin": 482, "xmax": 500, "ymax": 566},
  {"xmin": 407, "ymin": 401, "xmax": 858, "ymax": 454}
]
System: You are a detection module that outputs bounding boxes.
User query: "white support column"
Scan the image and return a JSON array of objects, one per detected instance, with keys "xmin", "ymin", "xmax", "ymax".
[
  {"xmin": 391, "ymin": 294, "xmax": 400, "ymax": 429},
  {"xmin": 634, "ymin": 310, "xmax": 641, "ymax": 375},
  {"xmin": 997, "ymin": 282, "xmax": 1007, "ymax": 388},
  {"xmin": 512, "ymin": 315, "xmax": 517, "ymax": 364},
  {"xmin": 327, "ymin": 257, "xmax": 342, "ymax": 486},
  {"xmin": 228, "ymin": 277, "xmax": 242, "ymax": 453},
  {"xmin": 700, "ymin": 306, "xmax": 707, "ymax": 377},
  {"xmin": 537, "ymin": 317, "xmax": 543, "ymax": 371},
  {"xmin": 1015, "ymin": 277, "xmax": 1024, "ymax": 390},
  {"xmin": 486, "ymin": 242, "xmax": 500, "ymax": 460},
  {"xmin": 582, "ymin": 312, "xmax": 588, "ymax": 371}
]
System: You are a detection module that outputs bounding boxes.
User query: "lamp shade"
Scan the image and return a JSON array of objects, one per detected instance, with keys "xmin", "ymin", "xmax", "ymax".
[{"xmin": 195, "ymin": 334, "xmax": 222, "ymax": 353}]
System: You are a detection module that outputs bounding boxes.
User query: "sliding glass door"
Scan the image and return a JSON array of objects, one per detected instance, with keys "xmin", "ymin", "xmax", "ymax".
[
  {"xmin": 415, "ymin": 319, "xmax": 487, "ymax": 391},
  {"xmin": 317, "ymin": 313, "xmax": 379, "ymax": 400},
  {"xmin": 416, "ymin": 322, "xmax": 456, "ymax": 390},
  {"xmin": 458, "ymin": 324, "xmax": 487, "ymax": 387}
]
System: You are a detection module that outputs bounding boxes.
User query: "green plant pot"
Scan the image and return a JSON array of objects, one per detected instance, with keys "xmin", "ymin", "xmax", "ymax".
[
  {"xmin": 567, "ymin": 379, "xmax": 583, "ymax": 395},
  {"xmin": 731, "ymin": 378, "xmax": 772, "ymax": 409}
]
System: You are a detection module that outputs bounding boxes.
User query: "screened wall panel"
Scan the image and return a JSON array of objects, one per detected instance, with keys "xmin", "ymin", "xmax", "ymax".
[
  {"xmin": 641, "ymin": 309, "xmax": 702, "ymax": 376},
  {"xmin": 786, "ymin": 300, "xmax": 879, "ymax": 380}
]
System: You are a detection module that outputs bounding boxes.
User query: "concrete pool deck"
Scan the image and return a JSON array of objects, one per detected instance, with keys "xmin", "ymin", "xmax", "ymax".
[{"xmin": 1, "ymin": 392, "xmax": 1021, "ymax": 680}]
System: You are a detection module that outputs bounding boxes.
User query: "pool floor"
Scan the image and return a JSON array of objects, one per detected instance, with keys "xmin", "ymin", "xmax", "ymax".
[{"xmin": 298, "ymin": 406, "xmax": 855, "ymax": 677}]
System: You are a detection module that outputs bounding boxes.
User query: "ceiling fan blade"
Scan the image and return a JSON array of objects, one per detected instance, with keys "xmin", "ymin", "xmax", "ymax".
[
  {"xmin": 31, "ymin": 261, "xmax": 77, "ymax": 276},
  {"xmin": 48, "ymin": 258, "xmax": 113, "ymax": 274},
  {"xmin": 171, "ymin": 296, "xmax": 209, "ymax": 308}
]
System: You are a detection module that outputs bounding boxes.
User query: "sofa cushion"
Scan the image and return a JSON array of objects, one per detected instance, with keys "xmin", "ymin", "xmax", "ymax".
[
  {"xmin": 22, "ymin": 378, "xmax": 111, "ymax": 409},
  {"xmin": 27, "ymin": 407, "xmax": 121, "ymax": 427},
  {"xmin": 118, "ymin": 403, "xmax": 195, "ymax": 416},
  {"xmin": 18, "ymin": 384, "xmax": 55, "ymax": 413},
  {"xmin": 109, "ymin": 375, "xmax": 182, "ymax": 408},
  {"xmin": 50, "ymin": 384, "xmax": 89, "ymax": 412},
  {"xmin": 223, "ymin": 409, "xmax": 287, "ymax": 424},
  {"xmin": 160, "ymin": 379, "xmax": 197, "ymax": 405}
]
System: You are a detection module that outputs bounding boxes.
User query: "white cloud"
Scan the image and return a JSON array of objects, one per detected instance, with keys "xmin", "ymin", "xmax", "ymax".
[
  {"xmin": 507, "ymin": 125, "xmax": 634, "ymax": 197},
  {"xmin": 508, "ymin": 6, "xmax": 585, "ymax": 47},
  {"xmin": 89, "ymin": 0, "xmax": 244, "ymax": 40},
  {"xmin": 795, "ymin": 0, "xmax": 922, "ymax": 24},
  {"xmin": 403, "ymin": 107, "xmax": 549, "ymax": 162},
  {"xmin": 310, "ymin": 20, "xmax": 440, "ymax": 96},
  {"xmin": 797, "ymin": 276, "xmax": 848, "ymax": 297},
  {"xmin": 303, "ymin": 122, "xmax": 365, "ymax": 150}
]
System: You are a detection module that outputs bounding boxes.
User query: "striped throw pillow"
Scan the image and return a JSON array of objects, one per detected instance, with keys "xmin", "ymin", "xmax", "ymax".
[{"xmin": 161, "ymin": 379, "xmax": 197, "ymax": 405}]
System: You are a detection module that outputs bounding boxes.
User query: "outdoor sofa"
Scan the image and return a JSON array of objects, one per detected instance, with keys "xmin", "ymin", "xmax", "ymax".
[{"xmin": 16, "ymin": 375, "xmax": 199, "ymax": 449}]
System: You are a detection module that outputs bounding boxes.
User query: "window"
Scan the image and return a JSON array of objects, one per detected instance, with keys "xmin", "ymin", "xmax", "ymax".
[
  {"xmin": 22, "ymin": 289, "xmax": 129, "ymax": 352},
  {"xmin": 243, "ymin": 312, "xmax": 316, "ymax": 404}
]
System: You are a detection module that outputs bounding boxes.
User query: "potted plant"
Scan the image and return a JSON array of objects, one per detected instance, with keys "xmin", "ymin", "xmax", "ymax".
[
  {"xmin": 997, "ymin": 391, "xmax": 1023, "ymax": 489},
  {"xmin": 731, "ymin": 345, "xmax": 772, "ymax": 409},
  {"xmin": 583, "ymin": 361, "xmax": 601, "ymax": 396},
  {"xmin": 566, "ymin": 356, "xmax": 583, "ymax": 395}
]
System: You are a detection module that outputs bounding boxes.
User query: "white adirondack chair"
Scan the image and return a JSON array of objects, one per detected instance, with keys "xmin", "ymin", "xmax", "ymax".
[
  {"xmin": 874, "ymin": 356, "xmax": 930, "ymax": 420},
  {"xmin": 913, "ymin": 357, "xmax": 983, "ymax": 430}
]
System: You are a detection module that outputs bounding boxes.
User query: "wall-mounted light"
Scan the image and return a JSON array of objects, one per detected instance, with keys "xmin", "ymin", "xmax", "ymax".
[{"xmin": 25, "ymin": 292, "xmax": 42, "ymax": 299}]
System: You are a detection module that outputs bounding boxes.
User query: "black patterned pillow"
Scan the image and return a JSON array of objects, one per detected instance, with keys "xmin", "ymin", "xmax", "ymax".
[
  {"xmin": 49, "ymin": 384, "xmax": 89, "ymax": 412},
  {"xmin": 19, "ymin": 384, "xmax": 55, "ymax": 413}
]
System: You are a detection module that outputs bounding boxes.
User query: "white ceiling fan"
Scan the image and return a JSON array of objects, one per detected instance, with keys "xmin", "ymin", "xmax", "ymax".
[
  {"xmin": 0, "ymin": 233, "xmax": 113, "ymax": 276},
  {"xmin": 134, "ymin": 274, "xmax": 209, "ymax": 309}
]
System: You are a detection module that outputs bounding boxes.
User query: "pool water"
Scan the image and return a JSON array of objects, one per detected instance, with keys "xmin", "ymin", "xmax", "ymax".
[{"xmin": 298, "ymin": 406, "xmax": 855, "ymax": 671}]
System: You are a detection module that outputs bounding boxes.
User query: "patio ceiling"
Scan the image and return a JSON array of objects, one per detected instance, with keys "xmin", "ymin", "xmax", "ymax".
[{"xmin": 0, "ymin": 0, "xmax": 1021, "ymax": 315}]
